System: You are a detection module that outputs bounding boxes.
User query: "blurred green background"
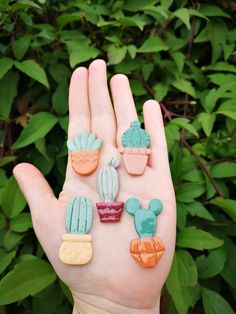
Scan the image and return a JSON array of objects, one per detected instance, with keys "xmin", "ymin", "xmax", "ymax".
[{"xmin": 0, "ymin": 0, "xmax": 236, "ymax": 313}]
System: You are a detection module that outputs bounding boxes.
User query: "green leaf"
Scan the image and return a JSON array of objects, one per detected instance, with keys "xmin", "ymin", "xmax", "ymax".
[
  {"xmin": 123, "ymin": 0, "xmax": 160, "ymax": 11},
  {"xmin": 0, "ymin": 259, "xmax": 56, "ymax": 305},
  {"xmin": 1, "ymin": 176, "xmax": 26, "ymax": 219},
  {"xmin": 171, "ymin": 118, "xmax": 199, "ymax": 137},
  {"xmin": 3, "ymin": 231, "xmax": 24, "ymax": 251},
  {"xmin": 200, "ymin": 5, "xmax": 230, "ymax": 18},
  {"xmin": 52, "ymin": 81, "xmax": 69, "ymax": 115},
  {"xmin": 0, "ymin": 250, "xmax": 16, "ymax": 274},
  {"xmin": 49, "ymin": 64, "xmax": 70, "ymax": 84},
  {"xmin": 11, "ymin": 0, "xmax": 41, "ymax": 11},
  {"xmin": 10, "ymin": 213, "xmax": 32, "ymax": 232},
  {"xmin": 173, "ymin": 8, "xmax": 190, "ymax": 30},
  {"xmin": 0, "ymin": 156, "xmax": 17, "ymax": 167},
  {"xmin": 68, "ymin": 43, "xmax": 100, "ymax": 68},
  {"xmin": 196, "ymin": 247, "xmax": 227, "ymax": 279},
  {"xmin": 57, "ymin": 13, "xmax": 81, "ymax": 29},
  {"xmin": 0, "ymin": 58, "xmax": 14, "ymax": 80},
  {"xmin": 211, "ymin": 162, "xmax": 236, "ymax": 178},
  {"xmin": 177, "ymin": 227, "xmax": 223, "ymax": 250},
  {"xmin": 14, "ymin": 60, "xmax": 49, "ymax": 88},
  {"xmin": 202, "ymin": 288, "xmax": 234, "ymax": 314},
  {"xmin": 166, "ymin": 250, "xmax": 197, "ymax": 314},
  {"xmin": 198, "ymin": 112, "xmax": 216, "ymax": 137},
  {"xmin": 154, "ymin": 82, "xmax": 168, "ymax": 102},
  {"xmin": 170, "ymin": 51, "xmax": 185, "ymax": 74},
  {"xmin": 0, "ymin": 72, "xmax": 19, "ymax": 121},
  {"xmin": 12, "ymin": 35, "xmax": 31, "ymax": 60},
  {"xmin": 217, "ymin": 99, "xmax": 236, "ymax": 120},
  {"xmin": 138, "ymin": 37, "xmax": 169, "ymax": 53},
  {"xmin": 35, "ymin": 138, "xmax": 50, "ymax": 161},
  {"xmin": 210, "ymin": 197, "xmax": 236, "ymax": 223},
  {"xmin": 172, "ymin": 79, "xmax": 196, "ymax": 98},
  {"xmin": 176, "ymin": 183, "xmax": 205, "ymax": 203},
  {"xmin": 12, "ymin": 112, "xmax": 58, "ymax": 149},
  {"xmin": 107, "ymin": 45, "xmax": 127, "ymax": 65}
]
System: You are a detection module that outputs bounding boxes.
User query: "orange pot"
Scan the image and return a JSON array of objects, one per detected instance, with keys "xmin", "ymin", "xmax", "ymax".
[
  {"xmin": 70, "ymin": 150, "xmax": 99, "ymax": 175},
  {"xmin": 130, "ymin": 237, "xmax": 165, "ymax": 268},
  {"xmin": 119, "ymin": 147, "xmax": 151, "ymax": 175}
]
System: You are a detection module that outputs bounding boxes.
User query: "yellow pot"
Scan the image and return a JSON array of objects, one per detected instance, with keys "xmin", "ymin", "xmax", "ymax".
[{"xmin": 59, "ymin": 234, "xmax": 92, "ymax": 265}]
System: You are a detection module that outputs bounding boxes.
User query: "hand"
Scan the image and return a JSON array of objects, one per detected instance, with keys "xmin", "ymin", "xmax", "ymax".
[{"xmin": 14, "ymin": 59, "xmax": 176, "ymax": 314}]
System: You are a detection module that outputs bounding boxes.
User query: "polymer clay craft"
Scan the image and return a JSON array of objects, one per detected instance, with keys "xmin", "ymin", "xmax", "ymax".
[
  {"xmin": 125, "ymin": 198, "xmax": 165, "ymax": 268},
  {"xmin": 59, "ymin": 196, "xmax": 93, "ymax": 265},
  {"xmin": 119, "ymin": 120, "xmax": 151, "ymax": 175},
  {"xmin": 67, "ymin": 130, "xmax": 102, "ymax": 176},
  {"xmin": 96, "ymin": 157, "xmax": 124, "ymax": 222}
]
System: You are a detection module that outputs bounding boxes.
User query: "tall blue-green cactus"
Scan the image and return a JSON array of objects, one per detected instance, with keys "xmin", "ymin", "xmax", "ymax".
[
  {"xmin": 65, "ymin": 196, "xmax": 93, "ymax": 234},
  {"xmin": 97, "ymin": 158, "xmax": 120, "ymax": 202},
  {"xmin": 121, "ymin": 120, "xmax": 150, "ymax": 148},
  {"xmin": 125, "ymin": 198, "xmax": 163, "ymax": 238}
]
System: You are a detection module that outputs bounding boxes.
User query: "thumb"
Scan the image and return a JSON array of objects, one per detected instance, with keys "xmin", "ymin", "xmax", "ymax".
[{"xmin": 13, "ymin": 163, "xmax": 56, "ymax": 222}]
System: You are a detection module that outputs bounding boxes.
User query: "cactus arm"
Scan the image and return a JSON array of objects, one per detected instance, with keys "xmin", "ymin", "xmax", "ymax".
[
  {"xmin": 85, "ymin": 198, "xmax": 93, "ymax": 232},
  {"xmin": 74, "ymin": 135, "xmax": 81, "ymax": 150},
  {"xmin": 111, "ymin": 167, "xmax": 119, "ymax": 201},
  {"xmin": 125, "ymin": 198, "xmax": 141, "ymax": 216},
  {"xmin": 92, "ymin": 138, "xmax": 102, "ymax": 150},
  {"xmin": 67, "ymin": 140, "xmax": 77, "ymax": 151},
  {"xmin": 80, "ymin": 130, "xmax": 89, "ymax": 150},
  {"xmin": 87, "ymin": 133, "xmax": 96, "ymax": 149},
  {"xmin": 148, "ymin": 199, "xmax": 163, "ymax": 215}
]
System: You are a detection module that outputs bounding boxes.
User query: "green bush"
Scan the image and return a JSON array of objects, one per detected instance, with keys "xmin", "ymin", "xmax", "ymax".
[{"xmin": 0, "ymin": 0, "xmax": 236, "ymax": 313}]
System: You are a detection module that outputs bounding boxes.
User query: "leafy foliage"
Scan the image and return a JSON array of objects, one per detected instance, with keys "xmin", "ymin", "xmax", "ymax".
[{"xmin": 0, "ymin": 0, "xmax": 236, "ymax": 313}]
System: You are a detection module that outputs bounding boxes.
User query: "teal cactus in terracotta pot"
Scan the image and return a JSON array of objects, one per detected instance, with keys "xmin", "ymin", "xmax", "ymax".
[
  {"xmin": 59, "ymin": 196, "xmax": 93, "ymax": 265},
  {"xmin": 125, "ymin": 197, "xmax": 165, "ymax": 268},
  {"xmin": 119, "ymin": 120, "xmax": 151, "ymax": 175}
]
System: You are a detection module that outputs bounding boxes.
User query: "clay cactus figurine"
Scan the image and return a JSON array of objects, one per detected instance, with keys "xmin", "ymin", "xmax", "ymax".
[
  {"xmin": 125, "ymin": 197, "xmax": 165, "ymax": 268},
  {"xmin": 96, "ymin": 157, "xmax": 124, "ymax": 222},
  {"xmin": 119, "ymin": 120, "xmax": 151, "ymax": 175},
  {"xmin": 67, "ymin": 130, "xmax": 102, "ymax": 176},
  {"xmin": 59, "ymin": 196, "xmax": 93, "ymax": 265}
]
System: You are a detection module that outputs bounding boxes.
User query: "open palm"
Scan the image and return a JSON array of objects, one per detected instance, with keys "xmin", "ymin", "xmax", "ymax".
[{"xmin": 14, "ymin": 59, "xmax": 176, "ymax": 313}]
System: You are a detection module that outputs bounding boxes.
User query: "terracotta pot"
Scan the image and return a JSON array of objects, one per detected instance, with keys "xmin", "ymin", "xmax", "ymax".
[
  {"xmin": 130, "ymin": 237, "xmax": 165, "ymax": 268},
  {"xmin": 119, "ymin": 147, "xmax": 151, "ymax": 175},
  {"xmin": 96, "ymin": 201, "xmax": 124, "ymax": 222},
  {"xmin": 70, "ymin": 150, "xmax": 99, "ymax": 176},
  {"xmin": 59, "ymin": 234, "xmax": 92, "ymax": 265}
]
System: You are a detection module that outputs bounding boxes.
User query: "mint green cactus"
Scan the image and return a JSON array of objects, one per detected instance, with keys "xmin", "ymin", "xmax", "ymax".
[
  {"xmin": 67, "ymin": 130, "xmax": 102, "ymax": 151},
  {"xmin": 125, "ymin": 198, "xmax": 163, "ymax": 238},
  {"xmin": 65, "ymin": 196, "xmax": 93, "ymax": 234},
  {"xmin": 97, "ymin": 158, "xmax": 120, "ymax": 202},
  {"xmin": 121, "ymin": 120, "xmax": 150, "ymax": 148}
]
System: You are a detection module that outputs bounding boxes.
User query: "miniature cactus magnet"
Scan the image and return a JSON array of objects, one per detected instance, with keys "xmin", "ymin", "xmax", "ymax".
[
  {"xmin": 125, "ymin": 198, "xmax": 165, "ymax": 268},
  {"xmin": 96, "ymin": 158, "xmax": 124, "ymax": 222},
  {"xmin": 59, "ymin": 196, "xmax": 93, "ymax": 265},
  {"xmin": 119, "ymin": 120, "xmax": 151, "ymax": 175},
  {"xmin": 67, "ymin": 130, "xmax": 102, "ymax": 176}
]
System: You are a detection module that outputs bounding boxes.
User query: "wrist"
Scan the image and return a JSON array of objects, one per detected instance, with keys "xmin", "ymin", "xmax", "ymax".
[{"xmin": 71, "ymin": 291, "xmax": 160, "ymax": 314}]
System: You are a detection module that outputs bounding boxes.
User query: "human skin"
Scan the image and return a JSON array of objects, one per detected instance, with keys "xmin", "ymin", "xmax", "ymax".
[{"xmin": 13, "ymin": 59, "xmax": 176, "ymax": 314}]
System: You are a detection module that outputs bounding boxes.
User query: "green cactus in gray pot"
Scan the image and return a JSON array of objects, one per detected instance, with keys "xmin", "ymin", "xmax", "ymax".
[{"xmin": 59, "ymin": 196, "xmax": 93, "ymax": 265}]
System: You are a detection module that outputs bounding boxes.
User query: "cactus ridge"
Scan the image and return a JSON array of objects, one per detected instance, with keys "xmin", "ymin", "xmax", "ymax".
[
  {"xmin": 97, "ymin": 158, "xmax": 120, "ymax": 202},
  {"xmin": 67, "ymin": 130, "xmax": 102, "ymax": 151},
  {"xmin": 121, "ymin": 120, "xmax": 150, "ymax": 148},
  {"xmin": 65, "ymin": 196, "xmax": 92, "ymax": 234},
  {"xmin": 125, "ymin": 198, "xmax": 163, "ymax": 238}
]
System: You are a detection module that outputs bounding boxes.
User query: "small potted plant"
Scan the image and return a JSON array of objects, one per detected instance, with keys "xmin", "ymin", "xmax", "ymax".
[
  {"xmin": 96, "ymin": 158, "xmax": 124, "ymax": 222},
  {"xmin": 119, "ymin": 120, "xmax": 151, "ymax": 175},
  {"xmin": 59, "ymin": 196, "xmax": 93, "ymax": 265},
  {"xmin": 125, "ymin": 197, "xmax": 165, "ymax": 268},
  {"xmin": 67, "ymin": 130, "xmax": 102, "ymax": 176}
]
